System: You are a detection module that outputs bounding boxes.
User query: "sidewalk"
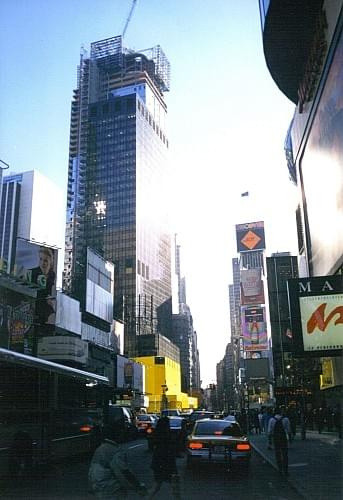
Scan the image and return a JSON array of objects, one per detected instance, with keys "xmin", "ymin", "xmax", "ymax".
[{"xmin": 249, "ymin": 430, "xmax": 343, "ymax": 500}]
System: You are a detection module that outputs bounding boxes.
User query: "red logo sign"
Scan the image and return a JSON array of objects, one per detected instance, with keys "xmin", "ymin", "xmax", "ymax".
[{"xmin": 307, "ymin": 303, "xmax": 343, "ymax": 334}]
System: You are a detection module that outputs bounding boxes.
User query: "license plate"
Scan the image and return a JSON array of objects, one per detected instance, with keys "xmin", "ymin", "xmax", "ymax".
[{"xmin": 213, "ymin": 446, "xmax": 225, "ymax": 454}]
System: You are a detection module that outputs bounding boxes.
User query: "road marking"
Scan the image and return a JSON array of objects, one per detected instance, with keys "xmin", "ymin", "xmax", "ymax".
[
  {"xmin": 128, "ymin": 443, "xmax": 145, "ymax": 449},
  {"xmin": 289, "ymin": 463, "xmax": 308, "ymax": 467}
]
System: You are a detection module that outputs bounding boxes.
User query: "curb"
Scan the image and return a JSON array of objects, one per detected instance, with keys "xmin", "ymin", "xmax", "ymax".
[{"xmin": 250, "ymin": 441, "xmax": 307, "ymax": 500}]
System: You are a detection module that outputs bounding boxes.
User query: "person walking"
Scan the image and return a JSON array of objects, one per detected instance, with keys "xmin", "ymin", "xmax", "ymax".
[
  {"xmin": 88, "ymin": 423, "xmax": 147, "ymax": 499},
  {"xmin": 268, "ymin": 407, "xmax": 292, "ymax": 476},
  {"xmin": 149, "ymin": 416, "xmax": 181, "ymax": 499}
]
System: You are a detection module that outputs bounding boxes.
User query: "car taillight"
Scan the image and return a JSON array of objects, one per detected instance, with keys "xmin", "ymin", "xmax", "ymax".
[
  {"xmin": 236, "ymin": 443, "xmax": 251, "ymax": 451},
  {"xmin": 80, "ymin": 425, "xmax": 92, "ymax": 432},
  {"xmin": 189, "ymin": 442, "xmax": 203, "ymax": 449},
  {"xmin": 214, "ymin": 431, "xmax": 223, "ymax": 435}
]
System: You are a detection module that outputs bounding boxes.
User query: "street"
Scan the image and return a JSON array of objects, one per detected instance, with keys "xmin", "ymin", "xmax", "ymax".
[{"xmin": 0, "ymin": 437, "xmax": 302, "ymax": 499}]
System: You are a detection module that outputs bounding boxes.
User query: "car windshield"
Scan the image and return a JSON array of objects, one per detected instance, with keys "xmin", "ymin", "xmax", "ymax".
[
  {"xmin": 194, "ymin": 420, "xmax": 243, "ymax": 437},
  {"xmin": 137, "ymin": 415, "xmax": 150, "ymax": 421},
  {"xmin": 190, "ymin": 412, "xmax": 214, "ymax": 421}
]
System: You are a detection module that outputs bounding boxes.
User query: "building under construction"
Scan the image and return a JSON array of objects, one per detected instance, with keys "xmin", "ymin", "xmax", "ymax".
[{"xmin": 63, "ymin": 35, "xmax": 173, "ymax": 358}]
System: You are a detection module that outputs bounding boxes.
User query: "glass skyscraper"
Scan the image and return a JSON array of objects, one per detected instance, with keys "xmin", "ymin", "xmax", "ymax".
[{"xmin": 64, "ymin": 36, "xmax": 172, "ymax": 357}]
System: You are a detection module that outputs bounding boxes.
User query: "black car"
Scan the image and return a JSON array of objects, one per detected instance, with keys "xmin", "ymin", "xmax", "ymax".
[
  {"xmin": 107, "ymin": 405, "xmax": 137, "ymax": 441},
  {"xmin": 186, "ymin": 411, "xmax": 215, "ymax": 433}
]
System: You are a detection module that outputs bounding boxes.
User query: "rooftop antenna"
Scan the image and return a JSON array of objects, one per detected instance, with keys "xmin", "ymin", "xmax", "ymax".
[{"xmin": 122, "ymin": 0, "xmax": 138, "ymax": 40}]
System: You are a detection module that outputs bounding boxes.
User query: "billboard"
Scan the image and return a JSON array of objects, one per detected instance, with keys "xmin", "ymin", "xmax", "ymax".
[
  {"xmin": 288, "ymin": 275, "xmax": 343, "ymax": 356},
  {"xmin": 14, "ymin": 240, "xmax": 58, "ymax": 325},
  {"xmin": 86, "ymin": 248, "xmax": 114, "ymax": 323},
  {"xmin": 240, "ymin": 268, "xmax": 265, "ymax": 305},
  {"xmin": 245, "ymin": 358, "xmax": 270, "ymax": 380},
  {"xmin": 241, "ymin": 306, "xmax": 268, "ymax": 351},
  {"xmin": 298, "ymin": 30, "xmax": 343, "ymax": 276},
  {"xmin": 235, "ymin": 221, "xmax": 265, "ymax": 253},
  {"xmin": 116, "ymin": 355, "xmax": 144, "ymax": 393},
  {"xmin": 37, "ymin": 336, "xmax": 88, "ymax": 364}
]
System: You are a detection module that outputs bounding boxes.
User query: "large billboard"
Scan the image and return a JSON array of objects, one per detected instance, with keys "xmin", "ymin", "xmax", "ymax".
[
  {"xmin": 14, "ymin": 240, "xmax": 58, "ymax": 326},
  {"xmin": 37, "ymin": 336, "xmax": 88, "ymax": 364},
  {"xmin": 299, "ymin": 30, "xmax": 343, "ymax": 275},
  {"xmin": 86, "ymin": 248, "xmax": 114, "ymax": 323},
  {"xmin": 288, "ymin": 275, "xmax": 343, "ymax": 356},
  {"xmin": 241, "ymin": 306, "xmax": 268, "ymax": 351},
  {"xmin": 235, "ymin": 221, "xmax": 265, "ymax": 253},
  {"xmin": 240, "ymin": 268, "xmax": 265, "ymax": 306},
  {"xmin": 116, "ymin": 355, "xmax": 144, "ymax": 393}
]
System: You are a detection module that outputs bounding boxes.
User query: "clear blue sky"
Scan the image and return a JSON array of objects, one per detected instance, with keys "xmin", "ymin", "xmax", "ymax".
[{"xmin": 0, "ymin": 0, "xmax": 297, "ymax": 385}]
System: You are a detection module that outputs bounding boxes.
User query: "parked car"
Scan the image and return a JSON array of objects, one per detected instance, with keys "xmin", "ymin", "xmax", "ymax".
[
  {"xmin": 107, "ymin": 405, "xmax": 137, "ymax": 441},
  {"xmin": 186, "ymin": 419, "xmax": 251, "ymax": 470}
]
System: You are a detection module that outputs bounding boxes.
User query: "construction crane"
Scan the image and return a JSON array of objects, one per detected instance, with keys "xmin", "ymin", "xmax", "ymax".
[{"xmin": 122, "ymin": 0, "xmax": 138, "ymax": 39}]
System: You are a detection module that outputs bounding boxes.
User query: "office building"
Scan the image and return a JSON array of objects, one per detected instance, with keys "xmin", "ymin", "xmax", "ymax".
[
  {"xmin": 63, "ymin": 35, "xmax": 172, "ymax": 358},
  {"xmin": 171, "ymin": 239, "xmax": 201, "ymax": 393}
]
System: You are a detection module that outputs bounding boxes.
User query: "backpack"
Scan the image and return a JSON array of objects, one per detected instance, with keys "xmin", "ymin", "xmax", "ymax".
[{"xmin": 273, "ymin": 417, "xmax": 287, "ymax": 444}]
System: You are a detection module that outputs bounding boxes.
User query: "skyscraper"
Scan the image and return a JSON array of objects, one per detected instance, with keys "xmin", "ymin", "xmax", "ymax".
[{"xmin": 63, "ymin": 35, "xmax": 172, "ymax": 357}]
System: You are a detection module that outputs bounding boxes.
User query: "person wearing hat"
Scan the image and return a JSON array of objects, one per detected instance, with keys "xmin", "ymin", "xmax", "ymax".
[{"xmin": 88, "ymin": 423, "xmax": 147, "ymax": 499}]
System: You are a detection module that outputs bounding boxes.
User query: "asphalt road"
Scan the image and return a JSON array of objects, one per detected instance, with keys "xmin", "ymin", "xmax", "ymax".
[{"xmin": 0, "ymin": 437, "xmax": 303, "ymax": 499}]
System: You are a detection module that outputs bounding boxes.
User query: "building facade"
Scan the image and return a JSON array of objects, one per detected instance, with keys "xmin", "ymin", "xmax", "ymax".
[
  {"xmin": 63, "ymin": 35, "xmax": 173, "ymax": 358},
  {"xmin": 260, "ymin": 0, "xmax": 343, "ymax": 407}
]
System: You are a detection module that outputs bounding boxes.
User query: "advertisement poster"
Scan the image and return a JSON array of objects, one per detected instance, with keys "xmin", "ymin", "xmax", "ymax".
[
  {"xmin": 14, "ymin": 240, "xmax": 58, "ymax": 326},
  {"xmin": 240, "ymin": 268, "xmax": 265, "ymax": 305},
  {"xmin": 241, "ymin": 306, "xmax": 268, "ymax": 351},
  {"xmin": 8, "ymin": 302, "xmax": 35, "ymax": 355},
  {"xmin": 299, "ymin": 294, "xmax": 343, "ymax": 352},
  {"xmin": 288, "ymin": 275, "xmax": 343, "ymax": 356}
]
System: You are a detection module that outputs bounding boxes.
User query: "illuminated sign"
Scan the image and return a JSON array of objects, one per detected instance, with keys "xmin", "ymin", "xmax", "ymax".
[
  {"xmin": 288, "ymin": 275, "xmax": 343, "ymax": 356},
  {"xmin": 241, "ymin": 306, "xmax": 268, "ymax": 351}
]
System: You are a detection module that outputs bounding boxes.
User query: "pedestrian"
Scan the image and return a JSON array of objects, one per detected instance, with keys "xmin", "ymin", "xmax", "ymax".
[
  {"xmin": 149, "ymin": 416, "xmax": 181, "ymax": 499},
  {"xmin": 268, "ymin": 407, "xmax": 292, "ymax": 476},
  {"xmin": 253, "ymin": 410, "xmax": 261, "ymax": 434},
  {"xmin": 88, "ymin": 423, "xmax": 147, "ymax": 499},
  {"xmin": 264, "ymin": 407, "xmax": 274, "ymax": 449}
]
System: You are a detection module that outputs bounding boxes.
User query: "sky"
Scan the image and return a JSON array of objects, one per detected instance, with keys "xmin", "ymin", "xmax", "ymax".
[{"xmin": 0, "ymin": 0, "xmax": 298, "ymax": 386}]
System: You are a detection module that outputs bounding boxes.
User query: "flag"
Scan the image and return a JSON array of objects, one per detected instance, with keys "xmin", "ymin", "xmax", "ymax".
[{"xmin": 241, "ymin": 191, "xmax": 249, "ymax": 197}]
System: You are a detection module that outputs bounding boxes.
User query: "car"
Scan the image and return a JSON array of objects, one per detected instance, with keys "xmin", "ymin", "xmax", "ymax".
[
  {"xmin": 136, "ymin": 414, "xmax": 156, "ymax": 434},
  {"xmin": 168, "ymin": 416, "xmax": 188, "ymax": 454},
  {"xmin": 186, "ymin": 419, "xmax": 251, "ymax": 470},
  {"xmin": 107, "ymin": 405, "xmax": 137, "ymax": 441},
  {"xmin": 224, "ymin": 415, "xmax": 237, "ymax": 422},
  {"xmin": 161, "ymin": 409, "xmax": 181, "ymax": 417},
  {"xmin": 186, "ymin": 411, "xmax": 215, "ymax": 433}
]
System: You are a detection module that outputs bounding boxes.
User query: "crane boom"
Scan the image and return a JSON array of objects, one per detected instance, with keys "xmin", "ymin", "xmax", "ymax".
[{"xmin": 122, "ymin": 0, "xmax": 138, "ymax": 39}]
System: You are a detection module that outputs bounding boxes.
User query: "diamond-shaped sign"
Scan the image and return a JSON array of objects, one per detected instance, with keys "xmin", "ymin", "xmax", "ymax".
[{"xmin": 241, "ymin": 230, "xmax": 261, "ymax": 250}]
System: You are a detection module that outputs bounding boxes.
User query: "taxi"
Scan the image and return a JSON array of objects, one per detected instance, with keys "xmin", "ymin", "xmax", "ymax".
[{"xmin": 186, "ymin": 419, "xmax": 251, "ymax": 469}]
